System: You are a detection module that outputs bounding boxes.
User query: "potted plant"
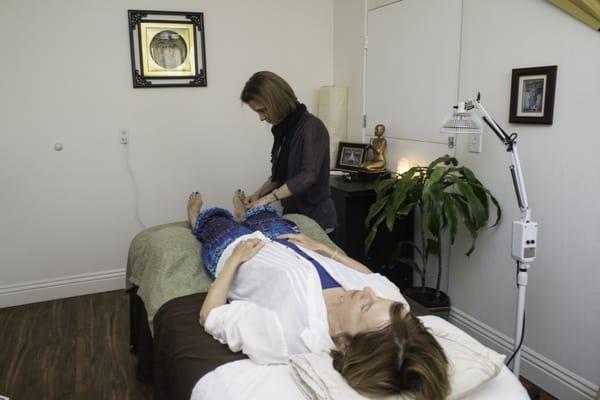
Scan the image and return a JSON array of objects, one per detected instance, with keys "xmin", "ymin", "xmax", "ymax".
[{"xmin": 365, "ymin": 155, "xmax": 501, "ymax": 316}]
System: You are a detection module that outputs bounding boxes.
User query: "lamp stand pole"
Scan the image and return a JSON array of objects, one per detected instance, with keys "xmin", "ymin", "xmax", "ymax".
[
  {"xmin": 472, "ymin": 99, "xmax": 538, "ymax": 378},
  {"xmin": 514, "ymin": 263, "xmax": 529, "ymax": 375}
]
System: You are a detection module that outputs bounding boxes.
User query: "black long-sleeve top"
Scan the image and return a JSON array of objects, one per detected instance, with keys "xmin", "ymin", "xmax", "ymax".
[{"xmin": 277, "ymin": 112, "xmax": 337, "ymax": 231}]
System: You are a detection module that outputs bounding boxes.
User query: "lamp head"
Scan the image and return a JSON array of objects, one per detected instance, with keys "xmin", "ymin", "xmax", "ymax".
[{"xmin": 440, "ymin": 100, "xmax": 483, "ymax": 135}]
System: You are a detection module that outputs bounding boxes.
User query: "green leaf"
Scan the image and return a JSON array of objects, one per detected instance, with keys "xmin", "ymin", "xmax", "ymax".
[
  {"xmin": 460, "ymin": 166, "xmax": 482, "ymax": 185},
  {"xmin": 365, "ymin": 194, "xmax": 390, "ymax": 228},
  {"xmin": 450, "ymin": 193, "xmax": 478, "ymax": 256},
  {"xmin": 442, "ymin": 193, "xmax": 458, "ymax": 244},
  {"xmin": 364, "ymin": 226, "xmax": 377, "ymax": 253},
  {"xmin": 395, "ymin": 257, "xmax": 423, "ymax": 277},
  {"xmin": 426, "ymin": 238, "xmax": 440, "ymax": 255},
  {"xmin": 425, "ymin": 183, "xmax": 444, "ymax": 236},
  {"xmin": 485, "ymin": 188, "xmax": 502, "ymax": 227},
  {"xmin": 454, "ymin": 180, "xmax": 487, "ymax": 230},
  {"xmin": 398, "ymin": 201, "xmax": 416, "ymax": 216},
  {"xmin": 394, "ymin": 240, "xmax": 423, "ymax": 257},
  {"xmin": 423, "ymin": 166, "xmax": 446, "ymax": 199},
  {"xmin": 384, "ymin": 203, "xmax": 397, "ymax": 232},
  {"xmin": 364, "ymin": 214, "xmax": 385, "ymax": 252},
  {"xmin": 427, "ymin": 155, "xmax": 457, "ymax": 169},
  {"xmin": 375, "ymin": 178, "xmax": 395, "ymax": 195},
  {"xmin": 384, "ymin": 174, "xmax": 417, "ymax": 231}
]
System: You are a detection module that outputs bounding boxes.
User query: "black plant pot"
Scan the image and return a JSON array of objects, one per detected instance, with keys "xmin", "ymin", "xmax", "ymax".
[{"xmin": 404, "ymin": 287, "xmax": 451, "ymax": 319}]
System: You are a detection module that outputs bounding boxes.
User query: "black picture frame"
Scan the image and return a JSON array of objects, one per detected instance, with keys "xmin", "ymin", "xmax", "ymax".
[
  {"xmin": 509, "ymin": 65, "xmax": 557, "ymax": 124},
  {"xmin": 128, "ymin": 10, "xmax": 207, "ymax": 88},
  {"xmin": 335, "ymin": 142, "xmax": 369, "ymax": 172}
]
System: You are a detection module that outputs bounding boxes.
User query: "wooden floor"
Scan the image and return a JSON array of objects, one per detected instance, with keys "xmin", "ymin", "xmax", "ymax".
[
  {"xmin": 0, "ymin": 290, "xmax": 152, "ymax": 400},
  {"xmin": 0, "ymin": 290, "xmax": 559, "ymax": 400}
]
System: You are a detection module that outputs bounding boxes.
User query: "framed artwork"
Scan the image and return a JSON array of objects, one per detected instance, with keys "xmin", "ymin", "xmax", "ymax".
[
  {"xmin": 509, "ymin": 65, "xmax": 557, "ymax": 124},
  {"xmin": 335, "ymin": 142, "xmax": 369, "ymax": 172},
  {"xmin": 128, "ymin": 10, "xmax": 207, "ymax": 88}
]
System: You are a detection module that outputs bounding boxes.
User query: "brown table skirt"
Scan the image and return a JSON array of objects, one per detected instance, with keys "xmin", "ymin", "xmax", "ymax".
[{"xmin": 130, "ymin": 289, "xmax": 429, "ymax": 400}]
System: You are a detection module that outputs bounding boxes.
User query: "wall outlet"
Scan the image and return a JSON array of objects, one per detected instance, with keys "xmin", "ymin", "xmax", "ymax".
[
  {"xmin": 119, "ymin": 129, "xmax": 129, "ymax": 145},
  {"xmin": 468, "ymin": 133, "xmax": 482, "ymax": 153}
]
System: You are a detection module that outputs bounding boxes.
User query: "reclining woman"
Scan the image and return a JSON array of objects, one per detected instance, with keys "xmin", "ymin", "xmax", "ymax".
[{"xmin": 188, "ymin": 191, "xmax": 450, "ymax": 400}]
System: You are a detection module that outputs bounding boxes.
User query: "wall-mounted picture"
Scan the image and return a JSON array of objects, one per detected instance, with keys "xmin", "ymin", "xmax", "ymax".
[
  {"xmin": 128, "ymin": 10, "xmax": 207, "ymax": 88},
  {"xmin": 335, "ymin": 142, "xmax": 369, "ymax": 172},
  {"xmin": 509, "ymin": 65, "xmax": 557, "ymax": 124}
]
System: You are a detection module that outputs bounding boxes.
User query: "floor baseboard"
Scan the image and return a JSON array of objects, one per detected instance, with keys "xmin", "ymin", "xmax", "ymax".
[
  {"xmin": 0, "ymin": 269, "xmax": 126, "ymax": 308},
  {"xmin": 450, "ymin": 307, "xmax": 598, "ymax": 400}
]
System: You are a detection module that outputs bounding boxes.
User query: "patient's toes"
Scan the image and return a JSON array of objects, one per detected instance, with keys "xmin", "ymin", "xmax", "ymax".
[
  {"xmin": 232, "ymin": 190, "xmax": 245, "ymax": 221},
  {"xmin": 187, "ymin": 193, "xmax": 203, "ymax": 226},
  {"xmin": 188, "ymin": 192, "xmax": 203, "ymax": 209}
]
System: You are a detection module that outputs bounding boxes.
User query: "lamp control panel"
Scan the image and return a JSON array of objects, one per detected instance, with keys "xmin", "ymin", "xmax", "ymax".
[{"xmin": 512, "ymin": 221, "xmax": 538, "ymax": 263}]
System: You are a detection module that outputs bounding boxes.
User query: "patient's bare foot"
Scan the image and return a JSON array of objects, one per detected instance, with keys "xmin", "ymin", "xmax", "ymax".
[
  {"xmin": 232, "ymin": 189, "xmax": 246, "ymax": 222},
  {"xmin": 188, "ymin": 192, "xmax": 203, "ymax": 227}
]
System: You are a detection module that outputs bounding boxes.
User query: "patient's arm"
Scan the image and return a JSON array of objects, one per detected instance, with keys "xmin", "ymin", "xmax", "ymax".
[
  {"xmin": 199, "ymin": 239, "xmax": 264, "ymax": 326},
  {"xmin": 320, "ymin": 249, "xmax": 372, "ymax": 274},
  {"xmin": 277, "ymin": 234, "xmax": 372, "ymax": 274}
]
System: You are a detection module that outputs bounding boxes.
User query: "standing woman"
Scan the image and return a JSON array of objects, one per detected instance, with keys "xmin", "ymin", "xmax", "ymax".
[{"xmin": 241, "ymin": 71, "xmax": 337, "ymax": 233}]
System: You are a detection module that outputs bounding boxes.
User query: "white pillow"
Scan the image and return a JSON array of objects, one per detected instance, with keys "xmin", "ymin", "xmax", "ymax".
[{"xmin": 289, "ymin": 316, "xmax": 506, "ymax": 400}]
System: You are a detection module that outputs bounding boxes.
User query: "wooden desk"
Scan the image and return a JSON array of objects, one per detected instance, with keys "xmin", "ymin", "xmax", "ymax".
[{"xmin": 329, "ymin": 176, "xmax": 414, "ymax": 291}]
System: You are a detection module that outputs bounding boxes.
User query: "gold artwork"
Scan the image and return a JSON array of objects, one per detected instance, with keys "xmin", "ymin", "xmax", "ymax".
[
  {"xmin": 361, "ymin": 124, "xmax": 387, "ymax": 171},
  {"xmin": 128, "ymin": 10, "xmax": 206, "ymax": 88},
  {"xmin": 139, "ymin": 22, "xmax": 196, "ymax": 78}
]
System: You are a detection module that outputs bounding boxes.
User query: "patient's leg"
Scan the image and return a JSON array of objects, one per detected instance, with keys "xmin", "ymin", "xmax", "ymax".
[
  {"xmin": 232, "ymin": 189, "xmax": 246, "ymax": 222},
  {"xmin": 188, "ymin": 192, "xmax": 203, "ymax": 227},
  {"xmin": 241, "ymin": 204, "xmax": 299, "ymax": 239},
  {"xmin": 188, "ymin": 192, "xmax": 252, "ymax": 279}
]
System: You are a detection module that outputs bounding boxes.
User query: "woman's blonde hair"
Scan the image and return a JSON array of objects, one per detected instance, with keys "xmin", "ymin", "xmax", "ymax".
[
  {"xmin": 331, "ymin": 302, "xmax": 450, "ymax": 400},
  {"xmin": 240, "ymin": 71, "xmax": 298, "ymax": 124}
]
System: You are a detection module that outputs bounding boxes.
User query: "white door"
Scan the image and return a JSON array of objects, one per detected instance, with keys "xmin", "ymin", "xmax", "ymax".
[
  {"xmin": 365, "ymin": 0, "xmax": 463, "ymax": 289},
  {"xmin": 366, "ymin": 0, "xmax": 462, "ymax": 170}
]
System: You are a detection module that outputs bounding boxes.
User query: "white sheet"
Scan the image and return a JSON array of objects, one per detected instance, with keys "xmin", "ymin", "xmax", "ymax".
[{"xmin": 191, "ymin": 360, "xmax": 529, "ymax": 400}]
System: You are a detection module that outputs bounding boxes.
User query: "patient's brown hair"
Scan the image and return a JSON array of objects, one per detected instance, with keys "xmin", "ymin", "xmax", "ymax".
[
  {"xmin": 240, "ymin": 71, "xmax": 298, "ymax": 125},
  {"xmin": 331, "ymin": 302, "xmax": 450, "ymax": 400}
]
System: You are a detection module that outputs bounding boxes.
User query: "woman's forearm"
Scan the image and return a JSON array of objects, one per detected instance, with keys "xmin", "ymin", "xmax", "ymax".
[
  {"xmin": 199, "ymin": 257, "xmax": 241, "ymax": 325},
  {"xmin": 271, "ymin": 183, "xmax": 292, "ymax": 201},
  {"xmin": 317, "ymin": 247, "xmax": 373, "ymax": 274},
  {"xmin": 254, "ymin": 177, "xmax": 279, "ymax": 198}
]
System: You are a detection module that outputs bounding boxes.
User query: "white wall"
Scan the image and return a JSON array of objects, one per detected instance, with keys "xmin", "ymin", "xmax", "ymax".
[
  {"xmin": 334, "ymin": 0, "xmax": 365, "ymax": 142},
  {"xmin": 333, "ymin": 0, "xmax": 600, "ymax": 398},
  {"xmin": 451, "ymin": 1, "xmax": 600, "ymax": 398},
  {"xmin": 0, "ymin": 0, "xmax": 333, "ymax": 306}
]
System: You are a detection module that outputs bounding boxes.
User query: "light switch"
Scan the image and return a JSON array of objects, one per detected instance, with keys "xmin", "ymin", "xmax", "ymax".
[{"xmin": 468, "ymin": 133, "xmax": 482, "ymax": 153}]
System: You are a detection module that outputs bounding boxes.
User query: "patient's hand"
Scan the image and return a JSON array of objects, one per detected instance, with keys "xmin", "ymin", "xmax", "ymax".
[
  {"xmin": 277, "ymin": 234, "xmax": 326, "ymax": 253},
  {"xmin": 230, "ymin": 239, "xmax": 264, "ymax": 264}
]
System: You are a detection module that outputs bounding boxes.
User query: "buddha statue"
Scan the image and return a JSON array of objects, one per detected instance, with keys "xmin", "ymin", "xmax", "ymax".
[{"xmin": 361, "ymin": 124, "xmax": 387, "ymax": 171}]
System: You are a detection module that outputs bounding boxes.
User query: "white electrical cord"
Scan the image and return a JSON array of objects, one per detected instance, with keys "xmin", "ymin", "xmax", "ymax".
[{"xmin": 123, "ymin": 140, "xmax": 146, "ymax": 230}]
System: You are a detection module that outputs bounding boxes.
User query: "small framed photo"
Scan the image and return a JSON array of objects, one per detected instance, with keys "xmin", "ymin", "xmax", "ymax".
[
  {"xmin": 509, "ymin": 65, "xmax": 557, "ymax": 124},
  {"xmin": 128, "ymin": 10, "xmax": 207, "ymax": 88},
  {"xmin": 335, "ymin": 142, "xmax": 369, "ymax": 172}
]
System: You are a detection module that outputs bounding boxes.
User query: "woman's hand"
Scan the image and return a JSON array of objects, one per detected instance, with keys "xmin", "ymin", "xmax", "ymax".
[
  {"xmin": 245, "ymin": 194, "xmax": 273, "ymax": 210},
  {"xmin": 277, "ymin": 233, "xmax": 327, "ymax": 253},
  {"xmin": 244, "ymin": 192, "xmax": 261, "ymax": 208},
  {"xmin": 229, "ymin": 238, "xmax": 265, "ymax": 264}
]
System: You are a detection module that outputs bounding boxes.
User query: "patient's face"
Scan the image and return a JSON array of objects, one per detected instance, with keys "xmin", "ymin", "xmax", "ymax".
[
  {"xmin": 337, "ymin": 287, "xmax": 395, "ymax": 336},
  {"xmin": 247, "ymin": 99, "xmax": 273, "ymax": 124}
]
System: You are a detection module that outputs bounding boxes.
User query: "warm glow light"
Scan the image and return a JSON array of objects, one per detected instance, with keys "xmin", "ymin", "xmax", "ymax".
[{"xmin": 396, "ymin": 158, "xmax": 410, "ymax": 174}]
